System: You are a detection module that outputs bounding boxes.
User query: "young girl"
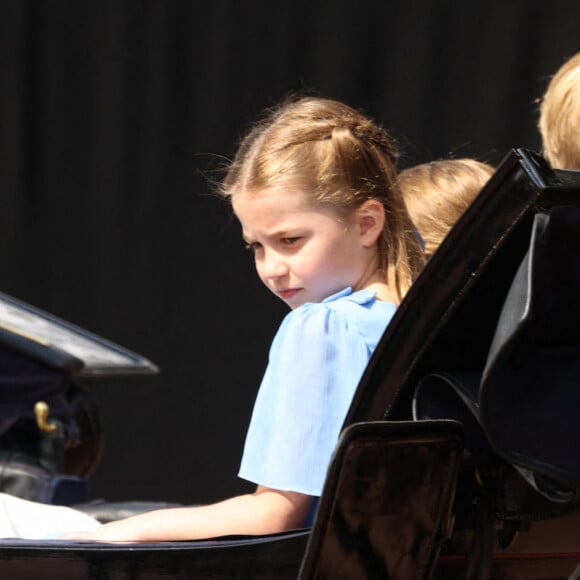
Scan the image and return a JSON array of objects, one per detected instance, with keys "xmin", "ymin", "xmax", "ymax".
[{"xmin": 0, "ymin": 97, "xmax": 423, "ymax": 541}]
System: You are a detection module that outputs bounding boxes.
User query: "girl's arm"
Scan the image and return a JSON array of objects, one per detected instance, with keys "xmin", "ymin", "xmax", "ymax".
[{"xmin": 65, "ymin": 486, "xmax": 313, "ymax": 542}]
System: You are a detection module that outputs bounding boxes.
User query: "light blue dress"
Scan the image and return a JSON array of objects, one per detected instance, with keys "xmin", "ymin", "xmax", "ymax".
[{"xmin": 238, "ymin": 287, "xmax": 397, "ymax": 497}]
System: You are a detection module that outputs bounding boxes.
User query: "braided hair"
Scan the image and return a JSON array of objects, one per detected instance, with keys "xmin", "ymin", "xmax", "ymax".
[{"xmin": 222, "ymin": 97, "xmax": 424, "ymax": 304}]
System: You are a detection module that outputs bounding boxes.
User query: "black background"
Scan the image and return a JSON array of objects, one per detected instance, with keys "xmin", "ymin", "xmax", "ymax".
[{"xmin": 0, "ymin": 0, "xmax": 578, "ymax": 505}]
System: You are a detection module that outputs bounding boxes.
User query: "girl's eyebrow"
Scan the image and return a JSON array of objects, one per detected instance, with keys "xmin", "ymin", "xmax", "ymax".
[{"xmin": 242, "ymin": 227, "xmax": 298, "ymax": 242}]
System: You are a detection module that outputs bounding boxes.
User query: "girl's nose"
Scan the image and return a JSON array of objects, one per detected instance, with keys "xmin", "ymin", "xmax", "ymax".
[{"xmin": 259, "ymin": 251, "xmax": 288, "ymax": 279}]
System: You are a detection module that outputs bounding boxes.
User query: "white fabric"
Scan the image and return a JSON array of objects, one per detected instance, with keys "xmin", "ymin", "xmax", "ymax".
[{"xmin": 0, "ymin": 493, "xmax": 101, "ymax": 539}]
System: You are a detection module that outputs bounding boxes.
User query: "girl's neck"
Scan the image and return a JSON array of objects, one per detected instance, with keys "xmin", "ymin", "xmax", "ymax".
[
  {"xmin": 364, "ymin": 281, "xmax": 396, "ymax": 304},
  {"xmin": 354, "ymin": 267, "xmax": 395, "ymax": 304}
]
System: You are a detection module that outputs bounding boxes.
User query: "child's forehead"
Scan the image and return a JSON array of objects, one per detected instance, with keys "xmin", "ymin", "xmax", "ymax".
[{"xmin": 232, "ymin": 187, "xmax": 340, "ymax": 234}]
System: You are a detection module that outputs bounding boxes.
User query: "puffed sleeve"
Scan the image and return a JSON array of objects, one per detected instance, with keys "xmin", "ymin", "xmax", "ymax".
[{"xmin": 238, "ymin": 298, "xmax": 376, "ymax": 496}]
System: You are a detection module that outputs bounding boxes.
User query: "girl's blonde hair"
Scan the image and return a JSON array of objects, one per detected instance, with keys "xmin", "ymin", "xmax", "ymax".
[
  {"xmin": 399, "ymin": 158, "xmax": 494, "ymax": 260},
  {"xmin": 538, "ymin": 52, "xmax": 580, "ymax": 169},
  {"xmin": 221, "ymin": 97, "xmax": 424, "ymax": 304}
]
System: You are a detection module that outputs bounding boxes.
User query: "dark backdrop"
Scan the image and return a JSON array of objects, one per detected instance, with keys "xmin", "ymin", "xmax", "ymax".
[{"xmin": 0, "ymin": 0, "xmax": 578, "ymax": 505}]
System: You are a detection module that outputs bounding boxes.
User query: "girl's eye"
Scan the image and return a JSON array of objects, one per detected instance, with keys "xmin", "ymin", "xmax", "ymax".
[{"xmin": 281, "ymin": 237, "xmax": 301, "ymax": 247}]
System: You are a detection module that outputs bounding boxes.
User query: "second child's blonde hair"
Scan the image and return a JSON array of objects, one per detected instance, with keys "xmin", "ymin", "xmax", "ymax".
[
  {"xmin": 399, "ymin": 158, "xmax": 494, "ymax": 260},
  {"xmin": 538, "ymin": 52, "xmax": 580, "ymax": 169},
  {"xmin": 221, "ymin": 97, "xmax": 424, "ymax": 304}
]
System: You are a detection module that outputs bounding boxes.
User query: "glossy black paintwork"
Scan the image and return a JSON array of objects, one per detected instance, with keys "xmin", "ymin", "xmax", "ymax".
[
  {"xmin": 299, "ymin": 420, "xmax": 463, "ymax": 580},
  {"xmin": 1, "ymin": 150, "xmax": 580, "ymax": 578},
  {"xmin": 0, "ymin": 532, "xmax": 310, "ymax": 579}
]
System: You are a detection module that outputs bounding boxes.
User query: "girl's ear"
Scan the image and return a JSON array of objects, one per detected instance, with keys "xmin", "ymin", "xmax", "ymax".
[{"xmin": 357, "ymin": 199, "xmax": 385, "ymax": 247}]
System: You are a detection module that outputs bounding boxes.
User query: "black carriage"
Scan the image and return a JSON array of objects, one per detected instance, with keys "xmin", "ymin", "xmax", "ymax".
[{"xmin": 1, "ymin": 149, "xmax": 579, "ymax": 579}]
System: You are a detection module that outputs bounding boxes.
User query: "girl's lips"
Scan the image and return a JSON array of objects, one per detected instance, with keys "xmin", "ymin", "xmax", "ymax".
[{"xmin": 278, "ymin": 288, "xmax": 301, "ymax": 300}]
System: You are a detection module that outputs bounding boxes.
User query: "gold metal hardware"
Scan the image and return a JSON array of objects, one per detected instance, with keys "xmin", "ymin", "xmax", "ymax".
[{"xmin": 34, "ymin": 401, "xmax": 58, "ymax": 434}]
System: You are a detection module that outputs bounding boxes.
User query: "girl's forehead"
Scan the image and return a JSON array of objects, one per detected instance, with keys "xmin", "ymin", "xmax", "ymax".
[{"xmin": 232, "ymin": 187, "xmax": 342, "ymax": 232}]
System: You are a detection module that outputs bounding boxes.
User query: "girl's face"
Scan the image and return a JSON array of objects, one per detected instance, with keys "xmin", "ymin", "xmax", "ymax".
[{"xmin": 232, "ymin": 187, "xmax": 381, "ymax": 309}]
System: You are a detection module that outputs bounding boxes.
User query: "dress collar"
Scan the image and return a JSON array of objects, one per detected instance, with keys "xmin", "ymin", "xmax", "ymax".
[{"xmin": 322, "ymin": 287, "xmax": 378, "ymax": 305}]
